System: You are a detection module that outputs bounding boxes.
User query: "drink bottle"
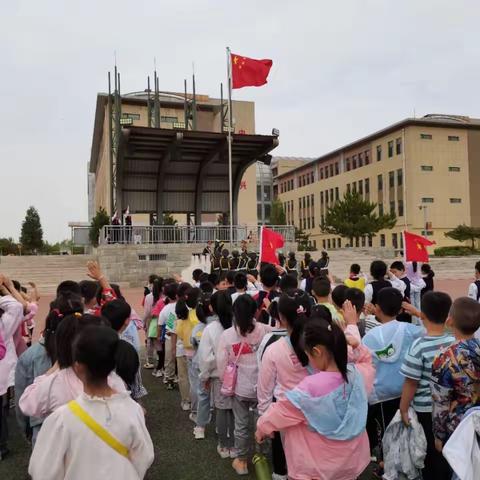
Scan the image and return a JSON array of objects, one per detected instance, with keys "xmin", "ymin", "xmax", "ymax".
[{"xmin": 252, "ymin": 453, "xmax": 271, "ymax": 480}]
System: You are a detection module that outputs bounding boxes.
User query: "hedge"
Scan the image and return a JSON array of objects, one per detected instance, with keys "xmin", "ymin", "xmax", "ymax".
[{"xmin": 434, "ymin": 246, "xmax": 480, "ymax": 257}]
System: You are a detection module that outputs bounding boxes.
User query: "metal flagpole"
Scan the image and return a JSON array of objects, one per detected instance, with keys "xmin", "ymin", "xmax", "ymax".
[{"xmin": 226, "ymin": 47, "xmax": 234, "ymax": 246}]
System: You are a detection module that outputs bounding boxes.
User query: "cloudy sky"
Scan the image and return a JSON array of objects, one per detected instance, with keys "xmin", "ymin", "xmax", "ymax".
[{"xmin": 2, "ymin": 1, "xmax": 479, "ymax": 241}]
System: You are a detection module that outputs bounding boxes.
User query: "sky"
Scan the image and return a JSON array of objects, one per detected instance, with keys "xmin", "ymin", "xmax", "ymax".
[{"xmin": 1, "ymin": 0, "xmax": 480, "ymax": 242}]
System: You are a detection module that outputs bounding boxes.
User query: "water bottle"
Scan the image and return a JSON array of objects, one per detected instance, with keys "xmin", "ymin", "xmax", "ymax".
[{"xmin": 252, "ymin": 453, "xmax": 271, "ymax": 480}]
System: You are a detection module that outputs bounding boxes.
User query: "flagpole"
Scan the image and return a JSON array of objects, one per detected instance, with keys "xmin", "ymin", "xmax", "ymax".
[{"xmin": 226, "ymin": 47, "xmax": 234, "ymax": 247}]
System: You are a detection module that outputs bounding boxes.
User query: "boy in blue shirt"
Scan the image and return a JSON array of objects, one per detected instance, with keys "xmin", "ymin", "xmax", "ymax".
[{"xmin": 399, "ymin": 291, "xmax": 454, "ymax": 480}]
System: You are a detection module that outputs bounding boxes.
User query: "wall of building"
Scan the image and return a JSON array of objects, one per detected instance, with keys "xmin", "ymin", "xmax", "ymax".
[
  {"xmin": 467, "ymin": 130, "xmax": 480, "ymax": 228},
  {"xmin": 94, "ymin": 108, "xmax": 111, "ymax": 215}
]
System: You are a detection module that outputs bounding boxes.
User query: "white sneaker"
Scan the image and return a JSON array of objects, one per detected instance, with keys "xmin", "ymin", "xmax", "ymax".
[
  {"xmin": 143, "ymin": 362, "xmax": 154, "ymax": 369},
  {"xmin": 217, "ymin": 445, "xmax": 230, "ymax": 459},
  {"xmin": 272, "ymin": 474, "xmax": 288, "ymax": 480},
  {"xmin": 189, "ymin": 412, "xmax": 197, "ymax": 423},
  {"xmin": 229, "ymin": 448, "xmax": 239, "ymax": 459},
  {"xmin": 153, "ymin": 370, "xmax": 163, "ymax": 378},
  {"xmin": 193, "ymin": 426, "xmax": 205, "ymax": 439},
  {"xmin": 181, "ymin": 401, "xmax": 191, "ymax": 411}
]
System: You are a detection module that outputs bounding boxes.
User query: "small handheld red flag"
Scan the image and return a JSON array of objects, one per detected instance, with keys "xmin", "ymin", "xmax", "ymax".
[
  {"xmin": 259, "ymin": 227, "xmax": 284, "ymax": 265},
  {"xmin": 231, "ymin": 53, "xmax": 273, "ymax": 89},
  {"xmin": 403, "ymin": 231, "xmax": 436, "ymax": 262}
]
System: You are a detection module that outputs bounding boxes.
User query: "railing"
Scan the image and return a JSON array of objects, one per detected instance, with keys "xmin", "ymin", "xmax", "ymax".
[{"xmin": 100, "ymin": 225, "xmax": 295, "ymax": 245}]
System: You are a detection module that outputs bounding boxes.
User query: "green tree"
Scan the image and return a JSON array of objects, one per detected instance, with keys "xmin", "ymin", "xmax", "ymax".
[
  {"xmin": 445, "ymin": 224, "xmax": 480, "ymax": 250},
  {"xmin": 20, "ymin": 206, "xmax": 44, "ymax": 253},
  {"xmin": 0, "ymin": 237, "xmax": 18, "ymax": 255},
  {"xmin": 321, "ymin": 191, "xmax": 397, "ymax": 245},
  {"xmin": 270, "ymin": 198, "xmax": 286, "ymax": 225},
  {"xmin": 163, "ymin": 213, "xmax": 178, "ymax": 225},
  {"xmin": 89, "ymin": 207, "xmax": 110, "ymax": 247},
  {"xmin": 295, "ymin": 226, "xmax": 312, "ymax": 251}
]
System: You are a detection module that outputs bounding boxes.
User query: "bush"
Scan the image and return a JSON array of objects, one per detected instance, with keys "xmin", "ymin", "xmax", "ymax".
[{"xmin": 434, "ymin": 246, "xmax": 480, "ymax": 257}]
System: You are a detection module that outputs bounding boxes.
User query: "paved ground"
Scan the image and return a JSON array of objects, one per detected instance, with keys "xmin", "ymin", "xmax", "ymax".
[{"xmin": 1, "ymin": 277, "xmax": 471, "ymax": 479}]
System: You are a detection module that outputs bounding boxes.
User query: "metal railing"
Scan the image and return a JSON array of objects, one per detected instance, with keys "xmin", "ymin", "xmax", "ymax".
[{"xmin": 100, "ymin": 225, "xmax": 295, "ymax": 245}]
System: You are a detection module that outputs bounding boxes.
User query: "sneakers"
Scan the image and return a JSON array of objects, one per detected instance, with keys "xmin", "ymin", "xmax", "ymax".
[
  {"xmin": 217, "ymin": 445, "xmax": 230, "ymax": 459},
  {"xmin": 272, "ymin": 474, "xmax": 288, "ymax": 480},
  {"xmin": 193, "ymin": 426, "xmax": 205, "ymax": 439},
  {"xmin": 181, "ymin": 401, "xmax": 191, "ymax": 411},
  {"xmin": 152, "ymin": 369, "xmax": 163, "ymax": 378},
  {"xmin": 229, "ymin": 448, "xmax": 239, "ymax": 459},
  {"xmin": 189, "ymin": 412, "xmax": 197, "ymax": 423},
  {"xmin": 232, "ymin": 458, "xmax": 249, "ymax": 476},
  {"xmin": 143, "ymin": 362, "xmax": 155, "ymax": 369},
  {"xmin": 173, "ymin": 376, "xmax": 179, "ymax": 384}
]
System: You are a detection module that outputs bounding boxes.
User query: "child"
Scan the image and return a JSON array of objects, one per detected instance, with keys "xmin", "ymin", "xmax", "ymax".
[
  {"xmin": 143, "ymin": 278, "xmax": 164, "ymax": 372},
  {"xmin": 254, "ymin": 264, "xmax": 280, "ymax": 326},
  {"xmin": 300, "ymin": 261, "xmax": 320, "ymax": 295},
  {"xmin": 79, "ymin": 280, "xmax": 99, "ymax": 315},
  {"xmin": 344, "ymin": 263, "xmax": 366, "ymax": 291},
  {"xmin": 256, "ymin": 309, "xmax": 374, "ymax": 480},
  {"xmin": 28, "ymin": 325, "xmax": 154, "ymax": 479},
  {"xmin": 344, "ymin": 287, "xmax": 367, "ymax": 337},
  {"xmin": 364, "ymin": 260, "xmax": 405, "ymax": 305},
  {"xmin": 216, "ymin": 294, "xmax": 271, "ymax": 476},
  {"xmin": 192, "ymin": 268, "xmax": 203, "ymax": 288},
  {"xmin": 285, "ymin": 252, "xmax": 298, "ymax": 278},
  {"xmin": 467, "ymin": 260, "xmax": 480, "ymax": 302},
  {"xmin": 197, "ymin": 291, "xmax": 235, "ymax": 457},
  {"xmin": 362, "ymin": 287, "xmax": 424, "ymax": 456},
  {"xmin": 421, "ymin": 264, "xmax": 435, "ymax": 297},
  {"xmin": 257, "ymin": 290, "xmax": 312, "ymax": 479},
  {"xmin": 399, "ymin": 291, "xmax": 454, "ymax": 480},
  {"xmin": 431, "ymin": 297, "xmax": 480, "ymax": 449},
  {"xmin": 311, "ymin": 276, "xmax": 343, "ymax": 327}
]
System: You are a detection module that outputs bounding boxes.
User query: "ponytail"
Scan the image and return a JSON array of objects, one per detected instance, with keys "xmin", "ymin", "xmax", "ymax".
[
  {"xmin": 152, "ymin": 278, "xmax": 164, "ymax": 304},
  {"xmin": 211, "ymin": 290, "xmax": 233, "ymax": 330},
  {"xmin": 175, "ymin": 299, "xmax": 189, "ymax": 320},
  {"xmin": 233, "ymin": 294, "xmax": 257, "ymax": 336},
  {"xmin": 304, "ymin": 307, "xmax": 348, "ymax": 383},
  {"xmin": 115, "ymin": 340, "xmax": 140, "ymax": 387},
  {"xmin": 278, "ymin": 289, "xmax": 312, "ymax": 367},
  {"xmin": 196, "ymin": 292, "xmax": 212, "ymax": 324}
]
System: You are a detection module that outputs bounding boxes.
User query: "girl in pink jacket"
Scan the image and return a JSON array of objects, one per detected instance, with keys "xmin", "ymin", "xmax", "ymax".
[{"xmin": 256, "ymin": 307, "xmax": 374, "ymax": 480}]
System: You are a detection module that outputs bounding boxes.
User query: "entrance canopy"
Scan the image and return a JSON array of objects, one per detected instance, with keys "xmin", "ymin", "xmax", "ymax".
[{"xmin": 116, "ymin": 126, "xmax": 278, "ymax": 224}]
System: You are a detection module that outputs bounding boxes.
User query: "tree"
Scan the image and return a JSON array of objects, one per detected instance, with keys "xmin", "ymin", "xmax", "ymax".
[
  {"xmin": 162, "ymin": 213, "xmax": 178, "ymax": 226},
  {"xmin": 0, "ymin": 237, "xmax": 18, "ymax": 256},
  {"xmin": 445, "ymin": 224, "xmax": 480, "ymax": 250},
  {"xmin": 270, "ymin": 198, "xmax": 286, "ymax": 225},
  {"xmin": 20, "ymin": 206, "xmax": 44, "ymax": 253},
  {"xmin": 295, "ymin": 226, "xmax": 312, "ymax": 251},
  {"xmin": 321, "ymin": 191, "xmax": 397, "ymax": 245},
  {"xmin": 89, "ymin": 207, "xmax": 110, "ymax": 247}
]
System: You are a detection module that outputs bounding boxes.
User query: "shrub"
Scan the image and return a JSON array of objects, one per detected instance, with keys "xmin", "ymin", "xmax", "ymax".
[{"xmin": 434, "ymin": 246, "xmax": 480, "ymax": 257}]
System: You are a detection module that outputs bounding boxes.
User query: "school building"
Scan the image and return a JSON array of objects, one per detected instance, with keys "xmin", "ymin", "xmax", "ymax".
[{"xmin": 274, "ymin": 114, "xmax": 480, "ymax": 250}]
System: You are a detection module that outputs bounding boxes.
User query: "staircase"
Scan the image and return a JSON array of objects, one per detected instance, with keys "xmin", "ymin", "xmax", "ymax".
[{"xmin": 0, "ymin": 255, "xmax": 96, "ymax": 294}]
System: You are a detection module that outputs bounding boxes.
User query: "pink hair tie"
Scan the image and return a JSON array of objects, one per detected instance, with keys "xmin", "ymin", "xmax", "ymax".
[{"xmin": 296, "ymin": 305, "xmax": 305, "ymax": 314}]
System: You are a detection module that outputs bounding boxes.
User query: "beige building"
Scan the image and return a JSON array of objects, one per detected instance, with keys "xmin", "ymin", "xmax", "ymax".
[
  {"xmin": 275, "ymin": 114, "xmax": 480, "ymax": 250},
  {"xmin": 89, "ymin": 90, "xmax": 262, "ymax": 225}
]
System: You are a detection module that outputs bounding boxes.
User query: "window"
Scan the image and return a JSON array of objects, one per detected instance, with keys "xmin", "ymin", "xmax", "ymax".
[
  {"xmin": 298, "ymin": 198, "xmax": 302, "ymax": 209},
  {"xmin": 380, "ymin": 234, "xmax": 386, "ymax": 247},
  {"xmin": 389, "ymin": 171, "xmax": 395, "ymax": 188},
  {"xmin": 329, "ymin": 164, "xmax": 334, "ymax": 177},
  {"xmin": 368, "ymin": 236, "xmax": 373, "ymax": 247},
  {"xmin": 310, "ymin": 172, "xmax": 314, "ymax": 183},
  {"xmin": 347, "ymin": 184, "xmax": 351, "ymax": 193},
  {"xmin": 361, "ymin": 236, "xmax": 366, "ymax": 247},
  {"xmin": 388, "ymin": 141, "xmax": 394, "ymax": 158},
  {"xmin": 355, "ymin": 237, "xmax": 360, "ymax": 248},
  {"xmin": 420, "ymin": 133, "xmax": 432, "ymax": 140},
  {"xmin": 376, "ymin": 145, "xmax": 382, "ymax": 162},
  {"xmin": 335, "ymin": 162, "xmax": 339, "ymax": 175},
  {"xmin": 390, "ymin": 201, "xmax": 395, "ymax": 214},
  {"xmin": 161, "ymin": 115, "xmax": 178, "ymax": 123},
  {"xmin": 320, "ymin": 192, "xmax": 324, "ymax": 204},
  {"xmin": 448, "ymin": 136, "xmax": 460, "ymax": 141},
  {"xmin": 358, "ymin": 152, "xmax": 364, "ymax": 167},
  {"xmin": 450, "ymin": 198, "xmax": 462, "ymax": 204},
  {"xmin": 365, "ymin": 178, "xmax": 370, "ymax": 194},
  {"xmin": 307, "ymin": 218, "xmax": 311, "ymax": 229},
  {"xmin": 346, "ymin": 158, "xmax": 351, "ymax": 171},
  {"xmin": 311, "ymin": 194, "xmax": 314, "ymax": 206},
  {"xmin": 449, "ymin": 166, "xmax": 461, "ymax": 172},
  {"xmin": 323, "ymin": 240, "xmax": 326, "ymax": 249},
  {"xmin": 329, "ymin": 189, "xmax": 333, "ymax": 202},
  {"xmin": 359, "ymin": 179, "xmax": 363, "ymax": 195},
  {"xmin": 320, "ymin": 167, "xmax": 324, "ymax": 179},
  {"xmin": 327, "ymin": 239, "xmax": 331, "ymax": 249},
  {"xmin": 396, "ymin": 138, "xmax": 402, "ymax": 155},
  {"xmin": 352, "ymin": 182, "xmax": 357, "ymax": 193},
  {"xmin": 378, "ymin": 174, "xmax": 383, "ymax": 191},
  {"xmin": 365, "ymin": 150, "xmax": 370, "ymax": 165},
  {"xmin": 335, "ymin": 187, "xmax": 339, "ymax": 200},
  {"xmin": 123, "ymin": 112, "xmax": 141, "ymax": 120},
  {"xmin": 397, "ymin": 169, "xmax": 403, "ymax": 186},
  {"xmin": 379, "ymin": 203, "xmax": 384, "ymax": 215},
  {"xmin": 325, "ymin": 167, "xmax": 329, "ymax": 179},
  {"xmin": 421, "ymin": 165, "xmax": 433, "ymax": 171},
  {"xmin": 398, "ymin": 199, "xmax": 404, "ymax": 216},
  {"xmin": 306, "ymin": 195, "xmax": 310, "ymax": 208},
  {"xmin": 352, "ymin": 155, "xmax": 357, "ymax": 169},
  {"xmin": 392, "ymin": 233, "xmax": 398, "ymax": 249},
  {"xmin": 422, "ymin": 197, "xmax": 434, "ymax": 203},
  {"xmin": 338, "ymin": 238, "xmax": 342, "ymax": 248}
]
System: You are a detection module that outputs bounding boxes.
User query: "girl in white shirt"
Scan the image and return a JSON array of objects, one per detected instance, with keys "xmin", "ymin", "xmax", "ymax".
[{"xmin": 29, "ymin": 324, "xmax": 154, "ymax": 480}]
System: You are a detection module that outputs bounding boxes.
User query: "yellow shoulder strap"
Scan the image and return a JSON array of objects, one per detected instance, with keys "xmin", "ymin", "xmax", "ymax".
[{"xmin": 68, "ymin": 400, "xmax": 129, "ymax": 458}]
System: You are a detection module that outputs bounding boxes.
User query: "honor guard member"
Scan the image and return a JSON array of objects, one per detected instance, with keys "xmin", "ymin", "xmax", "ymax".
[{"xmin": 286, "ymin": 252, "xmax": 298, "ymax": 278}]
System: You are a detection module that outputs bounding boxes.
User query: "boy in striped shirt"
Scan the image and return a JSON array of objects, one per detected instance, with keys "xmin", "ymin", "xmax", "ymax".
[{"xmin": 399, "ymin": 291, "xmax": 454, "ymax": 480}]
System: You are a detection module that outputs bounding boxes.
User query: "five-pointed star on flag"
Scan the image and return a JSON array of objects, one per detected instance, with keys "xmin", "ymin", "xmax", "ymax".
[
  {"xmin": 416, "ymin": 242, "xmax": 424, "ymax": 250},
  {"xmin": 233, "ymin": 56, "xmax": 246, "ymax": 69}
]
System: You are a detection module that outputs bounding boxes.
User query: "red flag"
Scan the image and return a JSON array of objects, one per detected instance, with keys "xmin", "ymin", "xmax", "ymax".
[
  {"xmin": 231, "ymin": 53, "xmax": 273, "ymax": 89},
  {"xmin": 259, "ymin": 226, "xmax": 284, "ymax": 265},
  {"xmin": 403, "ymin": 231, "xmax": 436, "ymax": 262}
]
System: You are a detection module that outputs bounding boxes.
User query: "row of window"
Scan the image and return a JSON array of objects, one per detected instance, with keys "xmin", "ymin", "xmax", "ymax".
[
  {"xmin": 375, "ymin": 137, "xmax": 403, "ymax": 163},
  {"xmin": 346, "ymin": 178, "xmax": 370, "ymax": 196},
  {"xmin": 283, "ymin": 200, "xmax": 294, "ymax": 225},
  {"xmin": 280, "ymin": 179, "xmax": 295, "ymax": 193},
  {"xmin": 420, "ymin": 134, "xmax": 460, "ymax": 141},
  {"xmin": 421, "ymin": 166, "xmax": 461, "ymax": 172},
  {"xmin": 378, "ymin": 169, "xmax": 403, "ymax": 191},
  {"xmin": 320, "ymin": 188, "xmax": 340, "ymax": 205},
  {"xmin": 421, "ymin": 197, "xmax": 462, "ymax": 204},
  {"xmin": 320, "ymin": 162, "xmax": 340, "ymax": 179},
  {"xmin": 298, "ymin": 171, "xmax": 315, "ymax": 187},
  {"xmin": 378, "ymin": 200, "xmax": 404, "ymax": 217}
]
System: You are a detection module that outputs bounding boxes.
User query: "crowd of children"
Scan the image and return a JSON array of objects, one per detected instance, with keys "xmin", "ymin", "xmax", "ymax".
[{"xmin": 1, "ymin": 253, "xmax": 480, "ymax": 479}]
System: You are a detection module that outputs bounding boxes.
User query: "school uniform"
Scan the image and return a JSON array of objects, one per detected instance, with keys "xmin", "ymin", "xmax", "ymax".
[{"xmin": 467, "ymin": 280, "xmax": 480, "ymax": 302}]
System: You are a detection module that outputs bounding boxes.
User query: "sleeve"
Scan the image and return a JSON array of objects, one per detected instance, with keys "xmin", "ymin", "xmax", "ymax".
[
  {"xmin": 197, "ymin": 327, "xmax": 214, "ymax": 381},
  {"xmin": 364, "ymin": 284, "xmax": 373, "ymax": 304},
  {"xmin": 28, "ymin": 410, "xmax": 68, "ymax": 480},
  {"xmin": 468, "ymin": 283, "xmax": 478, "ymax": 301},
  {"xmin": 300, "ymin": 279, "xmax": 306, "ymax": 291},
  {"xmin": 0, "ymin": 331, "xmax": 5, "ymax": 360},
  {"xmin": 349, "ymin": 344, "xmax": 375, "ymax": 395},
  {"xmin": 400, "ymin": 342, "xmax": 423, "ymax": 381},
  {"xmin": 389, "ymin": 276, "xmax": 406, "ymax": 296},
  {"xmin": 410, "ymin": 278, "xmax": 426, "ymax": 294},
  {"xmin": 142, "ymin": 294, "xmax": 153, "ymax": 326},
  {"xmin": 14, "ymin": 353, "xmax": 31, "ymax": 435},
  {"xmin": 129, "ymin": 404, "xmax": 155, "ymax": 478},
  {"xmin": 256, "ymin": 398, "xmax": 305, "ymax": 436},
  {"xmin": 257, "ymin": 348, "xmax": 278, "ymax": 415},
  {"xmin": 345, "ymin": 324, "xmax": 361, "ymax": 345},
  {"xmin": 0, "ymin": 295, "xmax": 24, "ymax": 339},
  {"xmin": 431, "ymin": 353, "xmax": 453, "ymax": 442},
  {"xmin": 215, "ymin": 331, "xmax": 229, "ymax": 377},
  {"xmin": 19, "ymin": 374, "xmax": 50, "ymax": 418}
]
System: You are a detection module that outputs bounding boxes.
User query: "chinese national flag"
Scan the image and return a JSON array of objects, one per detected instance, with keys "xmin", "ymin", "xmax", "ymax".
[
  {"xmin": 403, "ymin": 231, "xmax": 436, "ymax": 262},
  {"xmin": 259, "ymin": 226, "xmax": 284, "ymax": 265},
  {"xmin": 231, "ymin": 53, "xmax": 273, "ymax": 89}
]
